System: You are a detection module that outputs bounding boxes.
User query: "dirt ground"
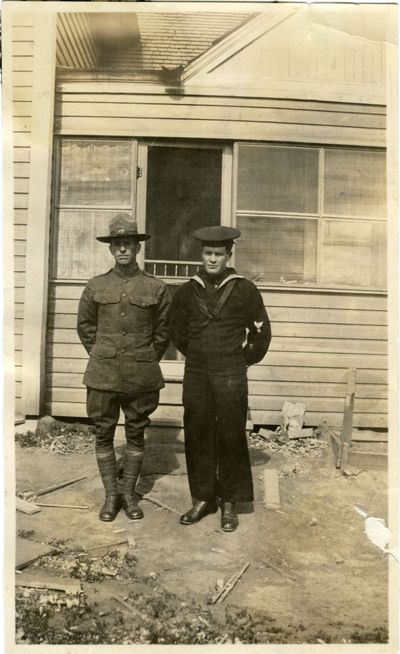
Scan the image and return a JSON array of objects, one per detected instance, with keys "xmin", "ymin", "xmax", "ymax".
[{"xmin": 13, "ymin": 421, "xmax": 389, "ymax": 645}]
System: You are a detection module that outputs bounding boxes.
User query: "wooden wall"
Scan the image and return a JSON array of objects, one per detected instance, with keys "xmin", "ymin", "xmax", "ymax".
[
  {"xmin": 54, "ymin": 83, "xmax": 386, "ymax": 148},
  {"xmin": 46, "ymin": 284, "xmax": 387, "ymax": 428},
  {"xmin": 12, "ymin": 14, "xmax": 35, "ymax": 415}
]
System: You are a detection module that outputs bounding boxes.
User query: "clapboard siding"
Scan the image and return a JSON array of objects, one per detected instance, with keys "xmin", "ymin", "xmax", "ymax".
[
  {"xmin": 54, "ymin": 86, "xmax": 385, "ymax": 147},
  {"xmin": 45, "ymin": 284, "xmax": 388, "ymax": 428},
  {"xmin": 12, "ymin": 17, "xmax": 34, "ymax": 416}
]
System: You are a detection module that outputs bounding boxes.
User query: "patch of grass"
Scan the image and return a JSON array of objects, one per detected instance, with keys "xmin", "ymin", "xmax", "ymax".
[{"xmin": 350, "ymin": 626, "xmax": 388, "ymax": 643}]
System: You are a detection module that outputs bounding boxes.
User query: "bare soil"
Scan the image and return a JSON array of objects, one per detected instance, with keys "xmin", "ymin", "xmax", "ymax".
[{"xmin": 14, "ymin": 424, "xmax": 389, "ymax": 645}]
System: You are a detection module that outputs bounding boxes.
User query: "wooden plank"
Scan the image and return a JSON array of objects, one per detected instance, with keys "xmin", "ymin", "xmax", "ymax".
[
  {"xmin": 55, "ymin": 116, "xmax": 385, "ymax": 148},
  {"xmin": 263, "ymin": 469, "xmax": 280, "ymax": 509},
  {"xmin": 14, "ymin": 194, "xmax": 29, "ymax": 210},
  {"xmin": 16, "ymin": 538, "xmax": 57, "ymax": 570},
  {"xmin": 48, "ymin": 284, "xmax": 388, "ymax": 309},
  {"xmin": 55, "ymin": 91, "xmax": 386, "ymax": 115},
  {"xmin": 16, "ymin": 497, "xmax": 40, "ymax": 514},
  {"xmin": 267, "ymin": 306, "xmax": 387, "ymax": 326},
  {"xmin": 260, "ymin": 292, "xmax": 387, "ymax": 311},
  {"xmin": 13, "ymin": 147, "xmax": 31, "ymax": 163},
  {"xmin": 13, "ymin": 101, "xmax": 33, "ymax": 118},
  {"xmin": 14, "ymin": 273, "xmax": 26, "ymax": 289},
  {"xmin": 14, "ymin": 177, "xmax": 29, "ymax": 193},
  {"xmin": 251, "ymin": 410, "xmax": 387, "ymax": 428},
  {"xmin": 15, "ymin": 573, "xmax": 81, "ymax": 595},
  {"xmin": 14, "ymin": 209, "xmax": 29, "ymax": 225},
  {"xmin": 55, "ymin": 100, "xmax": 386, "ymax": 130},
  {"xmin": 45, "ymin": 343, "xmax": 388, "ymax": 370},
  {"xmin": 46, "ymin": 376, "xmax": 387, "ymax": 401},
  {"xmin": 47, "ymin": 386, "xmax": 386, "ymax": 415},
  {"xmin": 339, "ymin": 368, "xmax": 357, "ymax": 470}
]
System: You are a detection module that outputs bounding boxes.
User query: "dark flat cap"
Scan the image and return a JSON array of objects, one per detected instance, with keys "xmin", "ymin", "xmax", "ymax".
[
  {"xmin": 193, "ymin": 226, "xmax": 241, "ymax": 243},
  {"xmin": 96, "ymin": 213, "xmax": 150, "ymax": 243}
]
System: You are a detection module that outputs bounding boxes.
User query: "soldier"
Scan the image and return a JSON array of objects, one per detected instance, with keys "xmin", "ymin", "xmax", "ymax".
[
  {"xmin": 77, "ymin": 214, "xmax": 171, "ymax": 522},
  {"xmin": 171, "ymin": 226, "xmax": 271, "ymax": 532}
]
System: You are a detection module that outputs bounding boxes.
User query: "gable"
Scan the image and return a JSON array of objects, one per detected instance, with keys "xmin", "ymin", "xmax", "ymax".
[{"xmin": 184, "ymin": 5, "xmax": 389, "ymax": 103}]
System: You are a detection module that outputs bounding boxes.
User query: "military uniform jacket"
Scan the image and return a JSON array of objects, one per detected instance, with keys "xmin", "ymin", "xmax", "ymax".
[
  {"xmin": 171, "ymin": 268, "xmax": 271, "ymax": 375},
  {"xmin": 77, "ymin": 266, "xmax": 171, "ymax": 393}
]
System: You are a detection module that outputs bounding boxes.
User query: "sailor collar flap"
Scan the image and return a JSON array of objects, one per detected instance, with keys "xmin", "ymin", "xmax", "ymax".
[
  {"xmin": 190, "ymin": 274, "xmax": 243, "ymax": 322},
  {"xmin": 191, "ymin": 273, "xmax": 243, "ymax": 289}
]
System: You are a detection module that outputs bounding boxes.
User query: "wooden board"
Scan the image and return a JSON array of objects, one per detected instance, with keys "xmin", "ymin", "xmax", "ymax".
[
  {"xmin": 263, "ymin": 469, "xmax": 280, "ymax": 509},
  {"xmin": 16, "ymin": 538, "xmax": 57, "ymax": 570},
  {"xmin": 16, "ymin": 497, "xmax": 40, "ymax": 515}
]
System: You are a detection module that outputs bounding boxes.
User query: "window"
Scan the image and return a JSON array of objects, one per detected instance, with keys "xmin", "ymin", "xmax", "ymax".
[
  {"xmin": 235, "ymin": 144, "xmax": 386, "ymax": 290},
  {"xmin": 51, "ymin": 139, "xmax": 137, "ymax": 280}
]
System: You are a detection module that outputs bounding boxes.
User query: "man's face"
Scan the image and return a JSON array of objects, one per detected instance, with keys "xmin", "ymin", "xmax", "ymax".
[
  {"xmin": 109, "ymin": 236, "xmax": 140, "ymax": 266},
  {"xmin": 201, "ymin": 245, "xmax": 231, "ymax": 276}
]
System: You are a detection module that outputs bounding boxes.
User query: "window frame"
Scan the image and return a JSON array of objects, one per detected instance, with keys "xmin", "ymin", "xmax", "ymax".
[{"xmin": 233, "ymin": 142, "xmax": 387, "ymax": 294}]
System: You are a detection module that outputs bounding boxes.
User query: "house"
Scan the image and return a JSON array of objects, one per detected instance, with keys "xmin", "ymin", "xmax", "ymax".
[{"xmin": 5, "ymin": 3, "xmax": 396, "ymax": 430}]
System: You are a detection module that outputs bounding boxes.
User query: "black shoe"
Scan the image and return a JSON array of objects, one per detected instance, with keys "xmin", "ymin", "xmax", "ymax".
[
  {"xmin": 121, "ymin": 494, "xmax": 144, "ymax": 521},
  {"xmin": 221, "ymin": 502, "xmax": 238, "ymax": 532},
  {"xmin": 180, "ymin": 500, "xmax": 218, "ymax": 525},
  {"xmin": 99, "ymin": 494, "xmax": 121, "ymax": 522}
]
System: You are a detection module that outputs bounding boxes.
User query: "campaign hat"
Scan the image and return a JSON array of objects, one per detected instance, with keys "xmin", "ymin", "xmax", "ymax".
[{"xmin": 96, "ymin": 213, "xmax": 151, "ymax": 243}]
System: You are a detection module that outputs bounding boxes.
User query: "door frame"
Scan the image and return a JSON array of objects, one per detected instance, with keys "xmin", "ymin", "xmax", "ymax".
[{"xmin": 136, "ymin": 139, "xmax": 234, "ymax": 275}]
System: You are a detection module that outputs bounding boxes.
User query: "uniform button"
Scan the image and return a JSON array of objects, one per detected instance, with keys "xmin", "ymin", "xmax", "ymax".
[
  {"xmin": 122, "ymin": 293, "xmax": 126, "ymax": 297},
  {"xmin": 121, "ymin": 312, "xmax": 125, "ymax": 317},
  {"xmin": 123, "ymin": 279, "xmax": 127, "ymax": 283},
  {"xmin": 121, "ymin": 349, "xmax": 126, "ymax": 353},
  {"xmin": 142, "ymin": 301, "xmax": 146, "ymax": 306},
  {"xmin": 122, "ymin": 331, "xmax": 126, "ymax": 335}
]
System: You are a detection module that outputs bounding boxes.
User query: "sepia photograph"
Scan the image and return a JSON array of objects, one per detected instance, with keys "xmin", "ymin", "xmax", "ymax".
[{"xmin": 2, "ymin": 0, "xmax": 398, "ymax": 651}]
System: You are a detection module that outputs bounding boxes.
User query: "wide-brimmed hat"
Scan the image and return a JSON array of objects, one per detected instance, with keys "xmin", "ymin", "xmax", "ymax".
[
  {"xmin": 96, "ymin": 214, "xmax": 151, "ymax": 243},
  {"xmin": 193, "ymin": 225, "xmax": 241, "ymax": 245}
]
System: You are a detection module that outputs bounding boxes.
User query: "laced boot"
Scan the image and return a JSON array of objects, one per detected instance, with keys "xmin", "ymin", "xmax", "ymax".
[
  {"xmin": 96, "ymin": 450, "xmax": 120, "ymax": 522},
  {"xmin": 221, "ymin": 502, "xmax": 238, "ymax": 532},
  {"xmin": 120, "ymin": 450, "xmax": 144, "ymax": 520}
]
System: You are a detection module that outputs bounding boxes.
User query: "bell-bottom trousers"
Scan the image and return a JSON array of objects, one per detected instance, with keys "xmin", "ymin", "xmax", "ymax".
[{"xmin": 182, "ymin": 371, "xmax": 254, "ymax": 503}]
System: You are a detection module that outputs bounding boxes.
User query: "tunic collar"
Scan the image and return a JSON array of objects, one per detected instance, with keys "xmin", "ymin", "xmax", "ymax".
[{"xmin": 112, "ymin": 263, "xmax": 140, "ymax": 279}]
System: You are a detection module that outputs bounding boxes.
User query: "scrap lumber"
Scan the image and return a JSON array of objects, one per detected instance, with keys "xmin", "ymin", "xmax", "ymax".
[
  {"xmin": 21, "ymin": 475, "xmax": 87, "ymax": 499},
  {"xmin": 263, "ymin": 558, "xmax": 298, "ymax": 584},
  {"xmin": 263, "ymin": 469, "xmax": 281, "ymax": 509},
  {"xmin": 142, "ymin": 494, "xmax": 181, "ymax": 516},
  {"xmin": 210, "ymin": 562, "xmax": 251, "ymax": 604},
  {"xmin": 85, "ymin": 540, "xmax": 128, "ymax": 554},
  {"xmin": 15, "ymin": 574, "xmax": 81, "ymax": 595},
  {"xmin": 288, "ymin": 428, "xmax": 314, "ymax": 440},
  {"xmin": 16, "ymin": 538, "xmax": 58, "ymax": 570},
  {"xmin": 338, "ymin": 368, "xmax": 356, "ymax": 470},
  {"xmin": 36, "ymin": 503, "xmax": 88, "ymax": 510},
  {"xmin": 16, "ymin": 497, "xmax": 41, "ymax": 515}
]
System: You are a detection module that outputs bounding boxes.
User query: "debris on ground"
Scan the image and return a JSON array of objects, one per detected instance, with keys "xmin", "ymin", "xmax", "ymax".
[
  {"xmin": 209, "ymin": 562, "xmax": 251, "ymax": 604},
  {"xmin": 16, "ymin": 497, "xmax": 41, "ymax": 514},
  {"xmin": 34, "ymin": 545, "xmax": 137, "ymax": 583},
  {"xmin": 15, "ymin": 420, "xmax": 95, "ymax": 454},
  {"xmin": 20, "ymin": 475, "xmax": 87, "ymax": 501},
  {"xmin": 248, "ymin": 429, "xmax": 328, "ymax": 478}
]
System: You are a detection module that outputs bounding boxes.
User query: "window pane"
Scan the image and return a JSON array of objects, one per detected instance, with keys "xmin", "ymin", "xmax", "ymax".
[
  {"xmin": 236, "ymin": 216, "xmax": 317, "ymax": 284},
  {"xmin": 53, "ymin": 210, "xmax": 115, "ymax": 280},
  {"xmin": 59, "ymin": 140, "xmax": 134, "ymax": 207},
  {"xmin": 237, "ymin": 145, "xmax": 319, "ymax": 213},
  {"xmin": 324, "ymin": 149, "xmax": 386, "ymax": 218},
  {"xmin": 145, "ymin": 146, "xmax": 221, "ymax": 264},
  {"xmin": 320, "ymin": 220, "xmax": 387, "ymax": 289}
]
